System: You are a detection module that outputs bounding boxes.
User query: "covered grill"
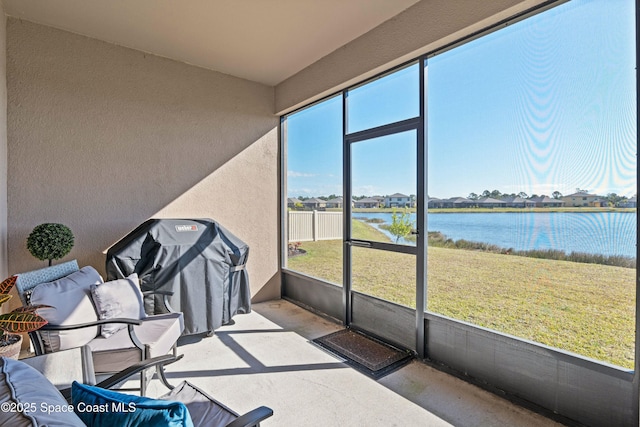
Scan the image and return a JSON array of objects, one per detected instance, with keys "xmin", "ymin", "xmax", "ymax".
[{"xmin": 105, "ymin": 218, "xmax": 251, "ymax": 336}]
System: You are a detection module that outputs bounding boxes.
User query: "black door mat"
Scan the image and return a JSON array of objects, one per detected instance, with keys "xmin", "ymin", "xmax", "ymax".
[{"xmin": 313, "ymin": 329, "xmax": 413, "ymax": 379}]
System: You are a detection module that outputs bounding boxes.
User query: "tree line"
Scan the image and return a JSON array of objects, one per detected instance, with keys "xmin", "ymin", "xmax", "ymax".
[
  {"xmin": 466, "ymin": 189, "xmax": 635, "ymax": 206},
  {"xmin": 294, "ymin": 194, "xmax": 416, "ymax": 201},
  {"xmin": 295, "ymin": 189, "xmax": 636, "ymax": 207}
]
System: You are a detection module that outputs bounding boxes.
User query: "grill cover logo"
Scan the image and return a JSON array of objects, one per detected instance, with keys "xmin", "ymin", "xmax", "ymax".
[{"xmin": 175, "ymin": 225, "xmax": 198, "ymax": 232}]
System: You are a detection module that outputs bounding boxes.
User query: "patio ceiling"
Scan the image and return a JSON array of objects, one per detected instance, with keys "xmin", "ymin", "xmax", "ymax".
[{"xmin": 2, "ymin": 0, "xmax": 421, "ymax": 86}]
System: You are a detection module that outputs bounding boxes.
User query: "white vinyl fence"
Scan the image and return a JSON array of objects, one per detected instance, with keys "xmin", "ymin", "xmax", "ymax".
[{"xmin": 288, "ymin": 211, "xmax": 342, "ymax": 242}]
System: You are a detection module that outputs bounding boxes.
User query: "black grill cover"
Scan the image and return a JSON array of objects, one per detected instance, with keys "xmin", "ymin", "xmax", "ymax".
[{"xmin": 105, "ymin": 218, "xmax": 251, "ymax": 336}]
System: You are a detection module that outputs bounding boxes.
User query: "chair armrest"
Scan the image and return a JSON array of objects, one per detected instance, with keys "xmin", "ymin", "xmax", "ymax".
[
  {"xmin": 59, "ymin": 354, "xmax": 184, "ymax": 402},
  {"xmin": 33, "ymin": 319, "xmax": 145, "ymax": 356},
  {"xmin": 95, "ymin": 354, "xmax": 183, "ymax": 390},
  {"xmin": 226, "ymin": 406, "xmax": 274, "ymax": 427},
  {"xmin": 39, "ymin": 318, "xmax": 143, "ymax": 331},
  {"xmin": 143, "ymin": 290, "xmax": 177, "ymax": 313}
]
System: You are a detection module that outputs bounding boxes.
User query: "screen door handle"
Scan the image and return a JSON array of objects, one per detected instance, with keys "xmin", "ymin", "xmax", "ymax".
[{"xmin": 349, "ymin": 240, "xmax": 372, "ymax": 248}]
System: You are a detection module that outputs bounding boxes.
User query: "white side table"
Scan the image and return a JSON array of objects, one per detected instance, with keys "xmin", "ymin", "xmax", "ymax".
[{"xmin": 20, "ymin": 346, "xmax": 95, "ymax": 390}]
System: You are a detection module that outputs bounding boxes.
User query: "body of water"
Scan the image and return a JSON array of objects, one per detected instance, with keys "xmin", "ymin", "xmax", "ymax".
[{"xmin": 353, "ymin": 211, "xmax": 637, "ymax": 257}]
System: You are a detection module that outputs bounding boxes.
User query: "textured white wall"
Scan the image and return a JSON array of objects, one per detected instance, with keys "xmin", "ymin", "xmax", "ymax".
[
  {"xmin": 0, "ymin": 7, "xmax": 7, "ymax": 281},
  {"xmin": 275, "ymin": 0, "xmax": 551, "ymax": 114},
  {"xmin": 7, "ymin": 19, "xmax": 280, "ymax": 301}
]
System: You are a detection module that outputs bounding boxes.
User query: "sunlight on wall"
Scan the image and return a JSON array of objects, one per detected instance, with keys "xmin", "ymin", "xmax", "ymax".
[{"xmin": 152, "ymin": 128, "xmax": 279, "ymax": 298}]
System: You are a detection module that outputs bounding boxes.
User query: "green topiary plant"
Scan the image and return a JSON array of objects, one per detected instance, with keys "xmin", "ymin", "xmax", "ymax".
[{"xmin": 27, "ymin": 223, "xmax": 75, "ymax": 266}]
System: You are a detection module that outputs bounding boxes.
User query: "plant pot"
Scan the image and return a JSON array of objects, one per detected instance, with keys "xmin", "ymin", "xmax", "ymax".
[{"xmin": 0, "ymin": 334, "xmax": 23, "ymax": 360}]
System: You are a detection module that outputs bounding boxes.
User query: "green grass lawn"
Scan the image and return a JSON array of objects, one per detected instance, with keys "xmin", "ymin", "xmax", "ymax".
[{"xmin": 287, "ymin": 220, "xmax": 636, "ymax": 369}]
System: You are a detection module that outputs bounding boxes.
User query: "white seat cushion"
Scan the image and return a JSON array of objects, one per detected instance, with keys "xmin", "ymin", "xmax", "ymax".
[{"xmin": 87, "ymin": 312, "xmax": 184, "ymax": 373}]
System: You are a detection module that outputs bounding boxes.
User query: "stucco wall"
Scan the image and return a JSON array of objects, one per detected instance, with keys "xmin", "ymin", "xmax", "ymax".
[
  {"xmin": 0, "ymin": 7, "xmax": 7, "ymax": 281},
  {"xmin": 6, "ymin": 19, "xmax": 280, "ymax": 301},
  {"xmin": 275, "ymin": 0, "xmax": 551, "ymax": 114}
]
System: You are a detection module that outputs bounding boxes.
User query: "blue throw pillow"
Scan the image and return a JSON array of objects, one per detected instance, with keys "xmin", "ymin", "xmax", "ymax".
[{"xmin": 71, "ymin": 381, "xmax": 194, "ymax": 427}]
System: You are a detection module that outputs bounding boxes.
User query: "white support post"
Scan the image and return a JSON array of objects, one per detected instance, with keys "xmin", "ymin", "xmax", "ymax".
[{"xmin": 313, "ymin": 210, "xmax": 319, "ymax": 241}]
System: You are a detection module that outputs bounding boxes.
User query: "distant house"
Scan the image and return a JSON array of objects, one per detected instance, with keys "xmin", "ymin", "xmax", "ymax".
[
  {"xmin": 561, "ymin": 192, "xmax": 602, "ymax": 207},
  {"xmin": 287, "ymin": 198, "xmax": 302, "ymax": 209},
  {"xmin": 428, "ymin": 197, "xmax": 445, "ymax": 209},
  {"xmin": 326, "ymin": 197, "xmax": 348, "ymax": 209},
  {"xmin": 618, "ymin": 196, "xmax": 637, "ymax": 208},
  {"xmin": 502, "ymin": 196, "xmax": 535, "ymax": 208},
  {"xmin": 477, "ymin": 197, "xmax": 506, "ymax": 208},
  {"xmin": 354, "ymin": 197, "xmax": 382, "ymax": 208},
  {"xmin": 530, "ymin": 196, "xmax": 564, "ymax": 208},
  {"xmin": 441, "ymin": 197, "xmax": 475, "ymax": 208},
  {"xmin": 384, "ymin": 193, "xmax": 412, "ymax": 208},
  {"xmin": 301, "ymin": 198, "xmax": 327, "ymax": 210}
]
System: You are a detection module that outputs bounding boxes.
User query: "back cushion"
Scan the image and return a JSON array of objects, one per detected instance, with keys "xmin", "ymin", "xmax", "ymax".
[
  {"xmin": 0, "ymin": 358, "xmax": 84, "ymax": 426},
  {"xmin": 30, "ymin": 266, "xmax": 103, "ymax": 352},
  {"xmin": 15, "ymin": 259, "xmax": 79, "ymax": 305}
]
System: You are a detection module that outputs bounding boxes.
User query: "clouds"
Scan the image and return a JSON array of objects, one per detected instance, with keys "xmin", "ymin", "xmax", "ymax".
[
  {"xmin": 287, "ymin": 171, "xmax": 317, "ymax": 178},
  {"xmin": 287, "ymin": 169, "xmax": 343, "ymax": 198},
  {"xmin": 353, "ymin": 185, "xmax": 380, "ymax": 196},
  {"xmin": 288, "ymin": 184, "xmax": 342, "ymax": 198}
]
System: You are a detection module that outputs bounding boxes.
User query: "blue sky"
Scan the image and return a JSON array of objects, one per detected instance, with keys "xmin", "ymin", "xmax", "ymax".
[{"xmin": 286, "ymin": 0, "xmax": 636, "ymax": 200}]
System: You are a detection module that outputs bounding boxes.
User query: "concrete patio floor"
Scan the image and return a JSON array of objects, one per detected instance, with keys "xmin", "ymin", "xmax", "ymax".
[{"xmin": 146, "ymin": 299, "xmax": 565, "ymax": 426}]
